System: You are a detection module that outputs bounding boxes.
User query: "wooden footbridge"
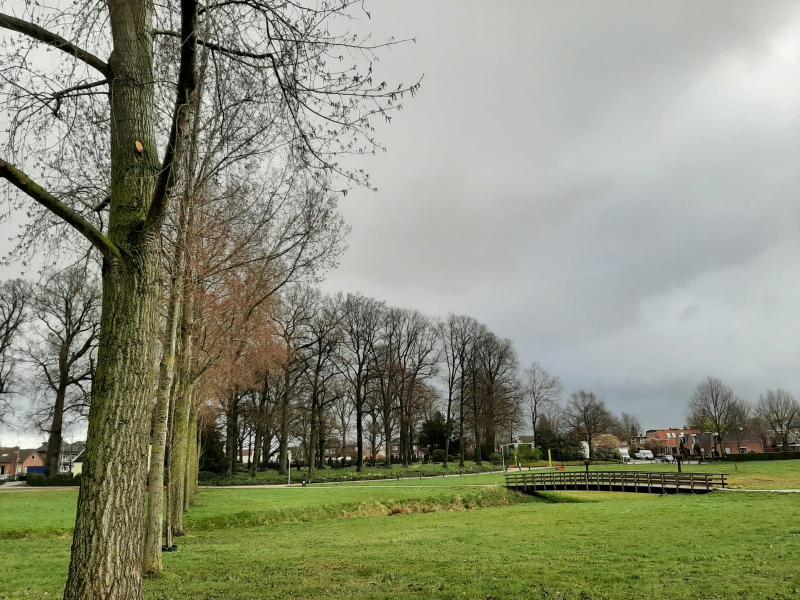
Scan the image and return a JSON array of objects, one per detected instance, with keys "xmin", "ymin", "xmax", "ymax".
[{"xmin": 505, "ymin": 470, "xmax": 727, "ymax": 495}]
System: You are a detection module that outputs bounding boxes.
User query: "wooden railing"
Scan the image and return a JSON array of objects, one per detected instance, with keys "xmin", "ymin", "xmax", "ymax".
[{"xmin": 505, "ymin": 470, "xmax": 727, "ymax": 494}]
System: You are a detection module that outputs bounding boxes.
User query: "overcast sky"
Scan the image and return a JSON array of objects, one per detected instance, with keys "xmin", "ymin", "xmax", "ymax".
[
  {"xmin": 3, "ymin": 1, "xmax": 800, "ymax": 445},
  {"xmin": 321, "ymin": 0, "xmax": 800, "ymax": 429}
]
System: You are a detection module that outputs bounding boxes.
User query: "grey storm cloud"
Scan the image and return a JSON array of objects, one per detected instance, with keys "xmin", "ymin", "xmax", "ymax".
[
  {"xmin": 321, "ymin": 0, "xmax": 800, "ymax": 428},
  {"xmin": 1, "ymin": 0, "xmax": 798, "ymax": 442}
]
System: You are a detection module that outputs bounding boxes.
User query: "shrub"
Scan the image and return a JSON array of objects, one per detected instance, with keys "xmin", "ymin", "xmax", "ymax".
[
  {"xmin": 488, "ymin": 452, "xmax": 502, "ymax": 464},
  {"xmin": 431, "ymin": 449, "xmax": 447, "ymax": 463},
  {"xmin": 27, "ymin": 473, "xmax": 80, "ymax": 486},
  {"xmin": 515, "ymin": 445, "xmax": 543, "ymax": 463}
]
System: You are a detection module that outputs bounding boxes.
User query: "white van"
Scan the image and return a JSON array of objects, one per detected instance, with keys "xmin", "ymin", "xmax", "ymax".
[{"xmin": 634, "ymin": 449, "xmax": 654, "ymax": 460}]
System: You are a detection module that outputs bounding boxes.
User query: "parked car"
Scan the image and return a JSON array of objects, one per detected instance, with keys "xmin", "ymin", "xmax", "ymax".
[
  {"xmin": 659, "ymin": 455, "xmax": 676, "ymax": 463},
  {"xmin": 634, "ymin": 450, "xmax": 654, "ymax": 460}
]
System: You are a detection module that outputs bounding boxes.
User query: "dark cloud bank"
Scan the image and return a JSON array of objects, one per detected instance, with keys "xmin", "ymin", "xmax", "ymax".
[{"xmin": 322, "ymin": 0, "xmax": 800, "ymax": 428}]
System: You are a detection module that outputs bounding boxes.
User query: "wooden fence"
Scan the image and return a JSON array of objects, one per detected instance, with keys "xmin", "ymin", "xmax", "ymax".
[{"xmin": 505, "ymin": 470, "xmax": 727, "ymax": 494}]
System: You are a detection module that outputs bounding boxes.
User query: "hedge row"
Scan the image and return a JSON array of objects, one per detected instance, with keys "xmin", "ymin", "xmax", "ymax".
[
  {"xmin": 712, "ymin": 451, "xmax": 800, "ymax": 462},
  {"xmin": 26, "ymin": 473, "xmax": 81, "ymax": 486},
  {"xmin": 199, "ymin": 463, "xmax": 501, "ymax": 486}
]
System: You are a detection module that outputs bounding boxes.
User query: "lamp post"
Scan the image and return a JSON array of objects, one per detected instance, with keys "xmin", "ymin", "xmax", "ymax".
[{"xmin": 287, "ymin": 450, "xmax": 292, "ymax": 486}]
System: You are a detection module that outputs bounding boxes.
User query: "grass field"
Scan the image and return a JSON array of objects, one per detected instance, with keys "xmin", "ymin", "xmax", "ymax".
[{"xmin": 1, "ymin": 460, "xmax": 798, "ymax": 599}]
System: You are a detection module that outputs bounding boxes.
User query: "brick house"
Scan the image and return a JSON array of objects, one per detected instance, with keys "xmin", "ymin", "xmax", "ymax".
[
  {"xmin": 0, "ymin": 447, "xmax": 19, "ymax": 479},
  {"xmin": 35, "ymin": 441, "xmax": 85, "ymax": 474},
  {"xmin": 644, "ymin": 429, "xmax": 702, "ymax": 456},
  {"xmin": 697, "ymin": 433, "xmax": 764, "ymax": 456},
  {"xmin": 0, "ymin": 447, "xmax": 46, "ymax": 478}
]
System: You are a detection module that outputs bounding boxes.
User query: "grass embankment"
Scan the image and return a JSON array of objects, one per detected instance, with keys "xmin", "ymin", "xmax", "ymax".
[
  {"xmin": 1, "ymin": 460, "xmax": 798, "ymax": 599},
  {"xmin": 199, "ymin": 460, "xmax": 501, "ymax": 485},
  {"xmin": 0, "ymin": 478, "xmax": 516, "ymax": 540}
]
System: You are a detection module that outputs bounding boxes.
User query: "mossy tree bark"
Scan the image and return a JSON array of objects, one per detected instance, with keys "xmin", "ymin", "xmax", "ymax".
[
  {"xmin": 184, "ymin": 409, "xmax": 199, "ymax": 508},
  {"xmin": 142, "ymin": 221, "xmax": 187, "ymax": 574},
  {"xmin": 168, "ymin": 283, "xmax": 194, "ymax": 537},
  {"xmin": 62, "ymin": 1, "xmax": 163, "ymax": 596}
]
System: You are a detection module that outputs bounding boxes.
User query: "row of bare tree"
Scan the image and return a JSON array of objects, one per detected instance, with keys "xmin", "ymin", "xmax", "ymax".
[
  {"xmin": 687, "ymin": 376, "xmax": 800, "ymax": 453},
  {"xmin": 209, "ymin": 295, "xmax": 524, "ymax": 477},
  {"xmin": 0, "ymin": 0, "xmax": 420, "ymax": 597}
]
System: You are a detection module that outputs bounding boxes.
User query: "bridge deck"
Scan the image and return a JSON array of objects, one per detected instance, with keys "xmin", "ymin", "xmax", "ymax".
[{"xmin": 505, "ymin": 470, "xmax": 727, "ymax": 494}]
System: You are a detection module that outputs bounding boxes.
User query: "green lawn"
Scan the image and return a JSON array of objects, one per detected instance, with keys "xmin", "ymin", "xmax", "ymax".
[{"xmin": 1, "ymin": 460, "xmax": 798, "ymax": 599}]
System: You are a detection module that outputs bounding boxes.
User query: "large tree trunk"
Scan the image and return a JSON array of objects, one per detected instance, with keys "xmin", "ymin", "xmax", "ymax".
[
  {"xmin": 443, "ymin": 393, "xmax": 452, "ymax": 469},
  {"xmin": 307, "ymin": 389, "xmax": 319, "ymax": 479},
  {"xmin": 249, "ymin": 385, "xmax": 266, "ymax": 477},
  {"xmin": 142, "ymin": 199, "xmax": 187, "ymax": 573},
  {"xmin": 459, "ymin": 374, "xmax": 465, "ymax": 468},
  {"xmin": 278, "ymin": 367, "xmax": 291, "ymax": 474},
  {"xmin": 141, "ymin": 280, "xmax": 181, "ymax": 572},
  {"xmin": 384, "ymin": 414, "xmax": 392, "ymax": 468},
  {"xmin": 184, "ymin": 409, "xmax": 199, "ymax": 509},
  {"xmin": 169, "ymin": 291, "xmax": 194, "ymax": 537},
  {"xmin": 224, "ymin": 392, "xmax": 239, "ymax": 476},
  {"xmin": 63, "ymin": 255, "xmax": 162, "ymax": 600},
  {"xmin": 398, "ymin": 393, "xmax": 408, "ymax": 467},
  {"xmin": 45, "ymin": 380, "xmax": 67, "ymax": 477},
  {"xmin": 63, "ymin": 0, "xmax": 162, "ymax": 596},
  {"xmin": 355, "ymin": 386, "xmax": 364, "ymax": 471}
]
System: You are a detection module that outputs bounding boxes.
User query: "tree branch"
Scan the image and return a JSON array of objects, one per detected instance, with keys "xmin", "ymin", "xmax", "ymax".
[
  {"xmin": 0, "ymin": 159, "xmax": 123, "ymax": 262},
  {"xmin": 0, "ymin": 13, "xmax": 110, "ymax": 77},
  {"xmin": 153, "ymin": 29, "xmax": 273, "ymax": 60},
  {"xmin": 51, "ymin": 79, "xmax": 109, "ymax": 116},
  {"xmin": 145, "ymin": 0, "xmax": 198, "ymax": 232}
]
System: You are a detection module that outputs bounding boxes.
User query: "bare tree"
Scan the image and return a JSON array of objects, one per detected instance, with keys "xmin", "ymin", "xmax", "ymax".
[
  {"xmin": 475, "ymin": 332, "xmax": 519, "ymax": 456},
  {"xmin": 0, "ymin": 279, "xmax": 29, "ymax": 424},
  {"xmin": 615, "ymin": 412, "xmax": 642, "ymax": 449},
  {"xmin": 522, "ymin": 362, "xmax": 561, "ymax": 447},
  {"xmin": 454, "ymin": 316, "xmax": 482, "ymax": 467},
  {"xmin": 563, "ymin": 391, "xmax": 615, "ymax": 459},
  {"xmin": 437, "ymin": 314, "xmax": 479, "ymax": 468},
  {"xmin": 300, "ymin": 293, "xmax": 342, "ymax": 478},
  {"xmin": 757, "ymin": 389, "xmax": 799, "ymax": 452},
  {"xmin": 687, "ymin": 376, "xmax": 741, "ymax": 456},
  {"xmin": 26, "ymin": 265, "xmax": 100, "ymax": 476},
  {"xmin": 333, "ymin": 392, "xmax": 354, "ymax": 456},
  {"xmin": 338, "ymin": 293, "xmax": 384, "ymax": 470}
]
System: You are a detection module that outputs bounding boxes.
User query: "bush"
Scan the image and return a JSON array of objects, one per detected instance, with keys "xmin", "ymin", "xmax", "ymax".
[
  {"xmin": 27, "ymin": 473, "xmax": 80, "ymax": 486},
  {"xmin": 593, "ymin": 447, "xmax": 621, "ymax": 461},
  {"xmin": 515, "ymin": 445, "xmax": 543, "ymax": 463},
  {"xmin": 488, "ymin": 452, "xmax": 502, "ymax": 464},
  {"xmin": 431, "ymin": 449, "xmax": 447, "ymax": 463}
]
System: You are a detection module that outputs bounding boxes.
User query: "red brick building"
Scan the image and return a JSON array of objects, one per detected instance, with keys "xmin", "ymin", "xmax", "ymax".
[
  {"xmin": 697, "ymin": 433, "xmax": 764, "ymax": 456},
  {"xmin": 0, "ymin": 447, "xmax": 45, "ymax": 478},
  {"xmin": 644, "ymin": 429, "xmax": 702, "ymax": 456}
]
